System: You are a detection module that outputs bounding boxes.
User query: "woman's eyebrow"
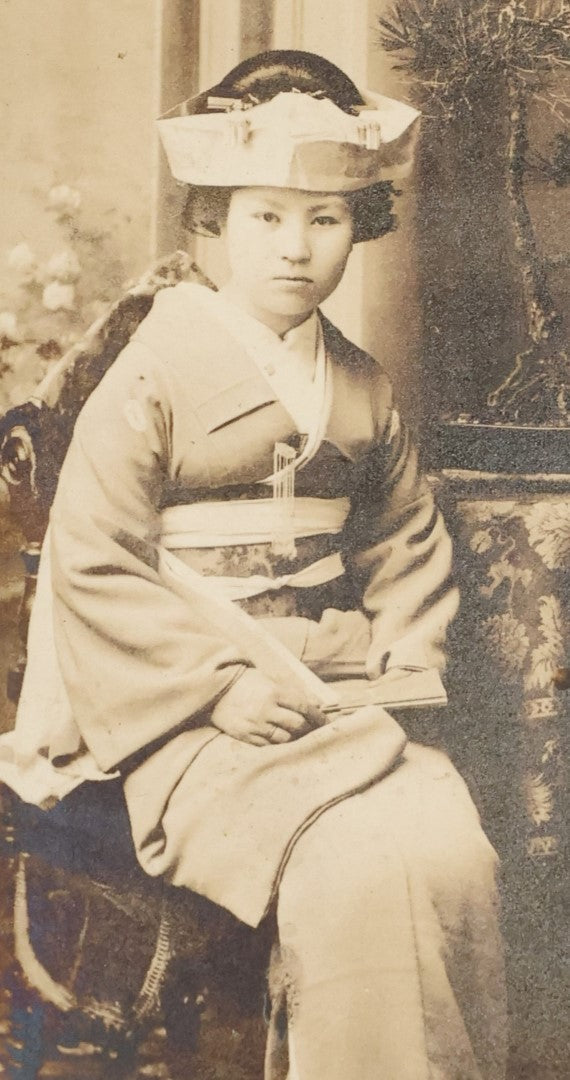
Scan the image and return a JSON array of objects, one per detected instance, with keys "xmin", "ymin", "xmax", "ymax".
[
  {"xmin": 250, "ymin": 196, "xmax": 285, "ymax": 209},
  {"xmin": 308, "ymin": 201, "xmax": 345, "ymax": 213},
  {"xmin": 248, "ymin": 197, "xmax": 346, "ymax": 213}
]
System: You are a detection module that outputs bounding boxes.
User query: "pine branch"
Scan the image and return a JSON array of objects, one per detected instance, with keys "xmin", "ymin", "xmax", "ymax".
[{"xmin": 377, "ymin": 1, "xmax": 570, "ymax": 119}]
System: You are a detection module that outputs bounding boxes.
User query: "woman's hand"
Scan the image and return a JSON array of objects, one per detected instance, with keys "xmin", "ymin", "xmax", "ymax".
[
  {"xmin": 366, "ymin": 650, "xmax": 425, "ymax": 684},
  {"xmin": 210, "ymin": 669, "xmax": 325, "ymax": 746}
]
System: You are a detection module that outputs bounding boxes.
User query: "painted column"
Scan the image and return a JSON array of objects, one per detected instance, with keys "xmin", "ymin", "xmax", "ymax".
[{"xmin": 153, "ymin": 0, "xmax": 201, "ymax": 257}]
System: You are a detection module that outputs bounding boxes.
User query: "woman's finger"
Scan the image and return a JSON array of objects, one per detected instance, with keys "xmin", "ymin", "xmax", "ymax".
[
  {"xmin": 248, "ymin": 732, "xmax": 272, "ymax": 746},
  {"xmin": 275, "ymin": 693, "xmax": 326, "ymax": 728},
  {"xmin": 261, "ymin": 722, "xmax": 292, "ymax": 744},
  {"xmin": 365, "ymin": 641, "xmax": 385, "ymax": 681},
  {"xmin": 302, "ymin": 700, "xmax": 327, "ymax": 727},
  {"xmin": 269, "ymin": 706, "xmax": 313, "ymax": 735}
]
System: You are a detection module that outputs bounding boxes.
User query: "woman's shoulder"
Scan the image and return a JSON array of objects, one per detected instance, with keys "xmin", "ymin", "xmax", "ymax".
[
  {"xmin": 75, "ymin": 284, "xmax": 216, "ymax": 423},
  {"xmin": 131, "ymin": 282, "xmax": 218, "ymax": 361},
  {"xmin": 320, "ymin": 313, "xmax": 391, "ymax": 388}
]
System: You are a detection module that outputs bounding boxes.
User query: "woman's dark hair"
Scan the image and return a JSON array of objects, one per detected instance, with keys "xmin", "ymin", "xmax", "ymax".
[{"xmin": 182, "ymin": 50, "xmax": 397, "ymax": 244}]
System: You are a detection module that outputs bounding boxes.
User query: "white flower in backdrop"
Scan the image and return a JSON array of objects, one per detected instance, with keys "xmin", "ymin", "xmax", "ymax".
[
  {"xmin": 7, "ymin": 243, "xmax": 37, "ymax": 276},
  {"xmin": 0, "ymin": 184, "xmax": 126, "ymax": 413},
  {"xmin": 0, "ymin": 311, "xmax": 23, "ymax": 343},
  {"xmin": 42, "ymin": 282, "xmax": 76, "ymax": 312},
  {"xmin": 46, "ymin": 249, "xmax": 81, "ymax": 283},
  {"xmin": 47, "ymin": 185, "xmax": 82, "ymax": 217}
]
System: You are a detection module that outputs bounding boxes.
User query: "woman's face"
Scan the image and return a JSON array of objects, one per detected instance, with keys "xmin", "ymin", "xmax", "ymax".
[{"xmin": 220, "ymin": 187, "xmax": 353, "ymax": 336}]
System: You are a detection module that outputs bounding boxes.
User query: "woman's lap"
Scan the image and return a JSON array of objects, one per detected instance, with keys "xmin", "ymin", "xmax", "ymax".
[
  {"xmin": 280, "ymin": 741, "xmax": 495, "ymax": 891},
  {"xmin": 277, "ymin": 741, "xmax": 500, "ymax": 979},
  {"xmin": 123, "ymin": 706, "xmax": 407, "ymax": 927}
]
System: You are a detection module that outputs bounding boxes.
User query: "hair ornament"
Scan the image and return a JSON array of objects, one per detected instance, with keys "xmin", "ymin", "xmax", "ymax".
[
  {"xmin": 290, "ymin": 87, "xmax": 327, "ymax": 99},
  {"xmin": 207, "ymin": 93, "xmax": 261, "ymax": 113},
  {"xmin": 207, "ymin": 95, "xmax": 240, "ymax": 111},
  {"xmin": 228, "ymin": 113, "xmax": 252, "ymax": 146},
  {"xmin": 357, "ymin": 120, "xmax": 382, "ymax": 151}
]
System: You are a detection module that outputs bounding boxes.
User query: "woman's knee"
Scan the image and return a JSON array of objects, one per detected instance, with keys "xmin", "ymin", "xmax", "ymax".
[
  {"xmin": 278, "ymin": 758, "xmax": 499, "ymax": 927},
  {"xmin": 278, "ymin": 800, "xmax": 406, "ymax": 931},
  {"xmin": 398, "ymin": 746, "xmax": 499, "ymax": 891},
  {"xmin": 408, "ymin": 809, "xmax": 500, "ymax": 916}
]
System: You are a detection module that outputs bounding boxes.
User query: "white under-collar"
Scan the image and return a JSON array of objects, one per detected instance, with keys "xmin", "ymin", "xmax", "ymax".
[
  {"xmin": 187, "ymin": 284, "xmax": 322, "ymax": 433},
  {"xmin": 216, "ymin": 284, "xmax": 319, "ymax": 357}
]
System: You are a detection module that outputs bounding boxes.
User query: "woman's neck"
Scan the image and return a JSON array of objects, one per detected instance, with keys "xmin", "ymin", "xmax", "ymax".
[{"xmin": 219, "ymin": 282, "xmax": 315, "ymax": 339}]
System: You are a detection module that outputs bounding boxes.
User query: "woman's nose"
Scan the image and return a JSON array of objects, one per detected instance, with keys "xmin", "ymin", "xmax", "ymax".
[{"xmin": 279, "ymin": 223, "xmax": 311, "ymax": 262}]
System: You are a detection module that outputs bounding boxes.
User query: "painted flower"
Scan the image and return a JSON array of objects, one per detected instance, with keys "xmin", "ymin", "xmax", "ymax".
[
  {"xmin": 42, "ymin": 282, "xmax": 76, "ymax": 312},
  {"xmin": 469, "ymin": 528, "xmax": 494, "ymax": 555},
  {"xmin": 46, "ymin": 249, "xmax": 81, "ymax": 283},
  {"xmin": 47, "ymin": 185, "xmax": 81, "ymax": 216},
  {"xmin": 523, "ymin": 772, "xmax": 553, "ymax": 826},
  {"xmin": 0, "ymin": 310, "xmax": 23, "ymax": 343},
  {"xmin": 525, "ymin": 594, "xmax": 565, "ymax": 692},
  {"xmin": 525, "ymin": 502, "xmax": 570, "ymax": 570},
  {"xmin": 541, "ymin": 738, "xmax": 559, "ymax": 765},
  {"xmin": 463, "ymin": 502, "xmax": 516, "ymax": 528},
  {"xmin": 481, "ymin": 612, "xmax": 530, "ymax": 677},
  {"xmin": 7, "ymin": 242, "xmax": 36, "ymax": 275}
]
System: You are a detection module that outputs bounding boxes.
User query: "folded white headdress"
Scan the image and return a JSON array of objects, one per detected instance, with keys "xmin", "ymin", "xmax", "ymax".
[{"xmin": 157, "ymin": 88, "xmax": 420, "ymax": 192}]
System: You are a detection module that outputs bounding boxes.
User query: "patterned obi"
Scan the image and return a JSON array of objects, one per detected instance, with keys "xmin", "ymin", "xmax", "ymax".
[{"xmin": 160, "ymin": 496, "xmax": 356, "ymax": 620}]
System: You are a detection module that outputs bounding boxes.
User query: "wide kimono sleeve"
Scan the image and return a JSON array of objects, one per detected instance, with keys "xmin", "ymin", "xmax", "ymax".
[
  {"xmin": 49, "ymin": 340, "xmax": 248, "ymax": 773},
  {"xmin": 342, "ymin": 368, "xmax": 459, "ymax": 675}
]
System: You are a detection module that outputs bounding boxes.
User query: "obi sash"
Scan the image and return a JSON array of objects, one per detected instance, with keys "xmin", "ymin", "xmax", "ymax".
[{"xmin": 160, "ymin": 495, "xmax": 349, "ymax": 601}]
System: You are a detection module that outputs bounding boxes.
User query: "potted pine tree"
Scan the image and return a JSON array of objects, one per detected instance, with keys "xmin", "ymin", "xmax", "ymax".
[{"xmin": 379, "ymin": 0, "xmax": 569, "ymax": 461}]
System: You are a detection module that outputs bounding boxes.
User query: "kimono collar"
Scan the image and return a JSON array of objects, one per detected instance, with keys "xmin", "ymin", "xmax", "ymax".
[
  {"xmin": 201, "ymin": 283, "xmax": 318, "ymax": 358},
  {"xmin": 185, "ymin": 283, "xmax": 322, "ymax": 435}
]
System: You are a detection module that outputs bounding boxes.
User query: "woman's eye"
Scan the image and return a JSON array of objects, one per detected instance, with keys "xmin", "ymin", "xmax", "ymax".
[
  {"xmin": 257, "ymin": 211, "xmax": 279, "ymax": 223},
  {"xmin": 313, "ymin": 215, "xmax": 339, "ymax": 226}
]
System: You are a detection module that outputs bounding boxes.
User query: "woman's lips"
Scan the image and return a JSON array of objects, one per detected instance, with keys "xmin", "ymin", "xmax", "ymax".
[{"xmin": 272, "ymin": 276, "xmax": 313, "ymax": 284}]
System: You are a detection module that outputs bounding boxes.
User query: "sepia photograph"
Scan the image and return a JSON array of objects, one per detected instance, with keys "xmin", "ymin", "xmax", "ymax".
[{"xmin": 0, "ymin": 2, "xmax": 568, "ymax": 1078}]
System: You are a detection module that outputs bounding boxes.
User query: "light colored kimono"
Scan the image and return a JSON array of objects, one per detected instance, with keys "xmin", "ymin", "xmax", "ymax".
[
  {"xmin": 1, "ymin": 283, "xmax": 506, "ymax": 1077},
  {"xmin": 49, "ymin": 283, "xmax": 456, "ymax": 763}
]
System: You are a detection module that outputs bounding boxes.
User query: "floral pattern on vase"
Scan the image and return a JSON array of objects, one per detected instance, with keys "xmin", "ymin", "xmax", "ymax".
[{"xmin": 443, "ymin": 490, "xmax": 568, "ymax": 862}]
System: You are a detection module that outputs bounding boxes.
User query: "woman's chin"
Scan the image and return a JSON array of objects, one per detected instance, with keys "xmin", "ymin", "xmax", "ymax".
[{"xmin": 259, "ymin": 289, "xmax": 319, "ymax": 322}]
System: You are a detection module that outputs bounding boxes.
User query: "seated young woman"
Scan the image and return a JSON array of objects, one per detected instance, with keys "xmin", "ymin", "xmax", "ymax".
[{"xmin": 3, "ymin": 50, "xmax": 507, "ymax": 1080}]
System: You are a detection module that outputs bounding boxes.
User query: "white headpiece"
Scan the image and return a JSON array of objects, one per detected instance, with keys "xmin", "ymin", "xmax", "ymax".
[{"xmin": 157, "ymin": 88, "xmax": 420, "ymax": 192}]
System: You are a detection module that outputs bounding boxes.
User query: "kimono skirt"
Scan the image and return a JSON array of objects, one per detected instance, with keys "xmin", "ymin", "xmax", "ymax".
[{"xmin": 117, "ymin": 500, "xmax": 508, "ymax": 1080}]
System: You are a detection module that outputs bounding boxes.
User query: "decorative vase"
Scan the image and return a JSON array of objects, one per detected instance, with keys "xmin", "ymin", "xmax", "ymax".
[{"xmin": 434, "ymin": 425, "xmax": 568, "ymax": 1077}]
